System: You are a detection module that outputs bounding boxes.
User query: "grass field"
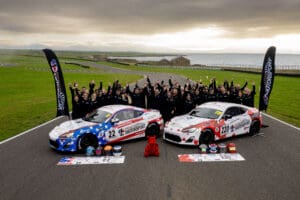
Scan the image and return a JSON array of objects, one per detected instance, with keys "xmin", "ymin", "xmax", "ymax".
[
  {"xmin": 0, "ymin": 56, "xmax": 141, "ymax": 141},
  {"xmin": 98, "ymin": 61, "xmax": 300, "ymax": 127},
  {"xmin": 0, "ymin": 52, "xmax": 299, "ymax": 141}
]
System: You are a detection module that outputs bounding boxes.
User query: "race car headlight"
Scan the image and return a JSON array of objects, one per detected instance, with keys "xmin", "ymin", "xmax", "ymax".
[
  {"xmin": 60, "ymin": 132, "xmax": 74, "ymax": 139},
  {"xmin": 182, "ymin": 128, "xmax": 197, "ymax": 133}
]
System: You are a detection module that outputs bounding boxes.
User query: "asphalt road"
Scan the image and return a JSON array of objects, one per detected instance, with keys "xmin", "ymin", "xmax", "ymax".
[{"xmin": 0, "ymin": 63, "xmax": 299, "ymax": 200}]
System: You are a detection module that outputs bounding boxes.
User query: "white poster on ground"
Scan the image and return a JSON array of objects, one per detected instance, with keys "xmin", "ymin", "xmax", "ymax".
[
  {"xmin": 178, "ymin": 153, "xmax": 245, "ymax": 162},
  {"xmin": 57, "ymin": 156, "xmax": 125, "ymax": 165}
]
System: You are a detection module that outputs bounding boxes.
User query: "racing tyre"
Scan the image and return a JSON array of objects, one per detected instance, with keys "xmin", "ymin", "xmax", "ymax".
[
  {"xmin": 249, "ymin": 120, "xmax": 260, "ymax": 136},
  {"xmin": 145, "ymin": 123, "xmax": 160, "ymax": 137},
  {"xmin": 78, "ymin": 134, "xmax": 98, "ymax": 152},
  {"xmin": 199, "ymin": 129, "xmax": 215, "ymax": 145}
]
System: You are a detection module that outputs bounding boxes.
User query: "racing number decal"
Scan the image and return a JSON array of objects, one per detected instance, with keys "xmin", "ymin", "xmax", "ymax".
[
  {"xmin": 221, "ymin": 125, "xmax": 229, "ymax": 135},
  {"xmin": 108, "ymin": 130, "xmax": 116, "ymax": 138},
  {"xmin": 221, "ymin": 125, "xmax": 235, "ymax": 135}
]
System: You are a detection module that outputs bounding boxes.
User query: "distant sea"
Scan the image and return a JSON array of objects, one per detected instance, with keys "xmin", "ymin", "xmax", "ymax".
[{"xmin": 110, "ymin": 54, "xmax": 300, "ymax": 70}]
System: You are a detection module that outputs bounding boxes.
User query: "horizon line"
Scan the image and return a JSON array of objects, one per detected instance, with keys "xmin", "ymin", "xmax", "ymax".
[{"xmin": 1, "ymin": 48, "xmax": 300, "ymax": 55}]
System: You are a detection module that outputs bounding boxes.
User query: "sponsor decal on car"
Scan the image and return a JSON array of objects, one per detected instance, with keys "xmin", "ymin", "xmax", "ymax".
[
  {"xmin": 234, "ymin": 119, "xmax": 251, "ymax": 130},
  {"xmin": 124, "ymin": 123, "xmax": 146, "ymax": 134}
]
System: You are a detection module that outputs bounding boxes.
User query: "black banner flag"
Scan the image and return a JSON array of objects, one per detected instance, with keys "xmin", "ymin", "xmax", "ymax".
[
  {"xmin": 43, "ymin": 49, "xmax": 69, "ymax": 117},
  {"xmin": 259, "ymin": 46, "xmax": 276, "ymax": 111}
]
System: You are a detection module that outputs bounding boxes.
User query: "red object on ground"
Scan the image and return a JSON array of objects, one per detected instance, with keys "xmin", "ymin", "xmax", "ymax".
[
  {"xmin": 227, "ymin": 143, "xmax": 237, "ymax": 153},
  {"xmin": 144, "ymin": 136, "xmax": 160, "ymax": 157}
]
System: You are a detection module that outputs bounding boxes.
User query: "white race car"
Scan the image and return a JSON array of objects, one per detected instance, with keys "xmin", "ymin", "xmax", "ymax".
[
  {"xmin": 49, "ymin": 105, "xmax": 163, "ymax": 152},
  {"xmin": 163, "ymin": 102, "xmax": 262, "ymax": 146}
]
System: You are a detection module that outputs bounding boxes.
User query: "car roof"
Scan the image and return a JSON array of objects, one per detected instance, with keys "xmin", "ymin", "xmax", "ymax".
[
  {"xmin": 98, "ymin": 104, "xmax": 143, "ymax": 114},
  {"xmin": 198, "ymin": 102, "xmax": 248, "ymax": 112}
]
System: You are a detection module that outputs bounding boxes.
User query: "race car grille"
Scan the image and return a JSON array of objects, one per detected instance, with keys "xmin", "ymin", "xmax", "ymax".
[
  {"xmin": 49, "ymin": 140, "xmax": 59, "ymax": 148},
  {"xmin": 165, "ymin": 133, "xmax": 181, "ymax": 142}
]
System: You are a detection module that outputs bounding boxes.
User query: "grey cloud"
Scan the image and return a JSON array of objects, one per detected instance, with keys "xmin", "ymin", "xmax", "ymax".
[{"xmin": 0, "ymin": 0, "xmax": 300, "ymax": 37}]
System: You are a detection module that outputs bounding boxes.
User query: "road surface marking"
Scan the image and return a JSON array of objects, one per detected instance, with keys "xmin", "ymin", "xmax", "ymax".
[{"xmin": 262, "ymin": 113, "xmax": 300, "ymax": 131}]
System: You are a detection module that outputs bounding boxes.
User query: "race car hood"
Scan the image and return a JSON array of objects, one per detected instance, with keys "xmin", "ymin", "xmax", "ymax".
[
  {"xmin": 168, "ymin": 115, "xmax": 209, "ymax": 130},
  {"xmin": 49, "ymin": 119, "xmax": 96, "ymax": 140}
]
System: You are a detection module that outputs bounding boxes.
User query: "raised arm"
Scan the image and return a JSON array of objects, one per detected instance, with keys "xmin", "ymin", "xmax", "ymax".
[
  {"xmin": 98, "ymin": 81, "xmax": 103, "ymax": 91},
  {"xmin": 224, "ymin": 80, "xmax": 229, "ymax": 91},
  {"xmin": 126, "ymin": 84, "xmax": 133, "ymax": 95},
  {"xmin": 89, "ymin": 80, "xmax": 95, "ymax": 95},
  {"xmin": 69, "ymin": 83, "xmax": 75, "ymax": 99},
  {"xmin": 241, "ymin": 81, "xmax": 248, "ymax": 91},
  {"xmin": 169, "ymin": 78, "xmax": 173, "ymax": 88}
]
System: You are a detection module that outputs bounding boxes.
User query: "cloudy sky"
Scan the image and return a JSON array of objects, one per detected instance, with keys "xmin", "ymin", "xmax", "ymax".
[{"xmin": 1, "ymin": 0, "xmax": 300, "ymax": 53}]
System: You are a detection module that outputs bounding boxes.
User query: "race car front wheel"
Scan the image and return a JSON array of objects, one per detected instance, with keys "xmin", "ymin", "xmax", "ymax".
[
  {"xmin": 199, "ymin": 129, "xmax": 215, "ymax": 145},
  {"xmin": 78, "ymin": 134, "xmax": 98, "ymax": 151}
]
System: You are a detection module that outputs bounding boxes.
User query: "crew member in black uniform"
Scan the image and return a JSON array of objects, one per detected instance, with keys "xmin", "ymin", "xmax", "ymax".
[{"xmin": 242, "ymin": 82, "xmax": 256, "ymax": 107}]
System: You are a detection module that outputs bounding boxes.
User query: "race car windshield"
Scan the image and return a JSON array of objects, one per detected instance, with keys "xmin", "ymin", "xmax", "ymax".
[
  {"xmin": 83, "ymin": 110, "xmax": 112, "ymax": 123},
  {"xmin": 189, "ymin": 108, "xmax": 222, "ymax": 119}
]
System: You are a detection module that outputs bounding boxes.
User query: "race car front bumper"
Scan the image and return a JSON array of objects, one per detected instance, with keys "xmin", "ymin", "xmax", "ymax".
[
  {"xmin": 163, "ymin": 127, "xmax": 199, "ymax": 146},
  {"xmin": 49, "ymin": 137, "xmax": 77, "ymax": 152}
]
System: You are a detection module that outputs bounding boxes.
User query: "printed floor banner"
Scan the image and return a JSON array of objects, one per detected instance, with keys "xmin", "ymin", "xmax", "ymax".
[
  {"xmin": 57, "ymin": 156, "xmax": 125, "ymax": 165},
  {"xmin": 178, "ymin": 153, "xmax": 245, "ymax": 162}
]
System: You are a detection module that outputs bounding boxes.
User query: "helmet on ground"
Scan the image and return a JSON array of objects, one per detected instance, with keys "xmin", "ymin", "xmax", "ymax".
[
  {"xmin": 113, "ymin": 145, "xmax": 122, "ymax": 156},
  {"xmin": 104, "ymin": 145, "xmax": 113, "ymax": 156},
  {"xmin": 227, "ymin": 143, "xmax": 237, "ymax": 153},
  {"xmin": 95, "ymin": 146, "xmax": 103, "ymax": 156},
  {"xmin": 86, "ymin": 146, "xmax": 95, "ymax": 156},
  {"xmin": 208, "ymin": 143, "xmax": 218, "ymax": 154},
  {"xmin": 218, "ymin": 143, "xmax": 227, "ymax": 153},
  {"xmin": 199, "ymin": 144, "xmax": 208, "ymax": 154}
]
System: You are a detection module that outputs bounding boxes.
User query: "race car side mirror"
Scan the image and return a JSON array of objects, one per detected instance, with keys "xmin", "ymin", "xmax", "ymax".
[
  {"xmin": 111, "ymin": 117, "xmax": 120, "ymax": 124},
  {"xmin": 224, "ymin": 114, "xmax": 232, "ymax": 120}
]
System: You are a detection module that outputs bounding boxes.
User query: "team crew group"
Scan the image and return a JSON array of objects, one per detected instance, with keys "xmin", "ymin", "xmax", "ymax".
[{"xmin": 69, "ymin": 77, "xmax": 256, "ymax": 122}]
